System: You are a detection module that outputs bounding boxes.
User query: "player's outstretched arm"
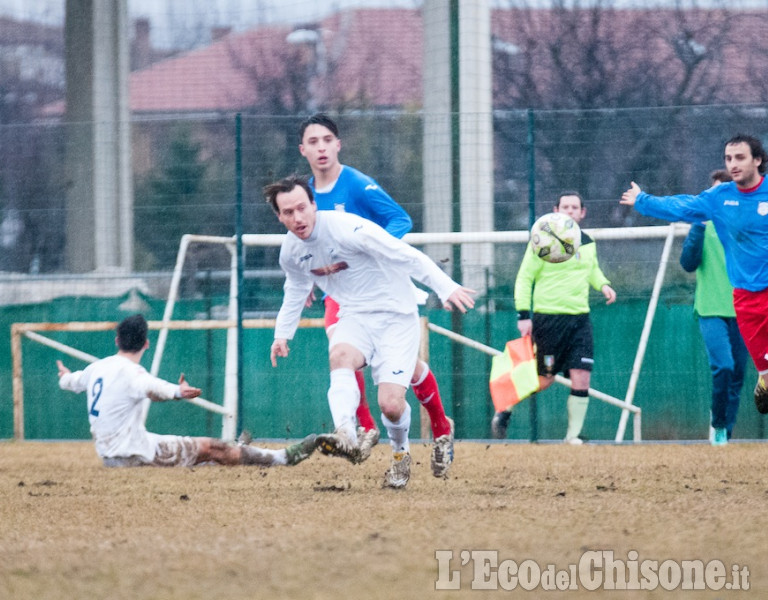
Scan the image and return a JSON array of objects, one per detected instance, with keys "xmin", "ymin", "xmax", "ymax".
[
  {"xmin": 270, "ymin": 338, "xmax": 290, "ymax": 367},
  {"xmin": 620, "ymin": 182, "xmax": 642, "ymax": 205},
  {"xmin": 177, "ymin": 374, "xmax": 202, "ymax": 399},
  {"xmin": 443, "ymin": 286, "xmax": 476, "ymax": 313}
]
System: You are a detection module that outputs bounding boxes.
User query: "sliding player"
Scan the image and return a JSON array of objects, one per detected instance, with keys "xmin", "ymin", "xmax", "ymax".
[{"xmin": 57, "ymin": 314, "xmax": 316, "ymax": 468}]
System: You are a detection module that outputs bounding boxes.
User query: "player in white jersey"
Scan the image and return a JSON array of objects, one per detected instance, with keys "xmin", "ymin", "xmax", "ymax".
[
  {"xmin": 57, "ymin": 314, "xmax": 317, "ymax": 468},
  {"xmin": 264, "ymin": 175, "xmax": 475, "ymax": 488},
  {"xmin": 298, "ymin": 113, "xmax": 457, "ymax": 479}
]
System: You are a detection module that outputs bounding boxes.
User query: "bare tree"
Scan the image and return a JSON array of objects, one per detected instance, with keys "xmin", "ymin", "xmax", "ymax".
[{"xmin": 491, "ymin": 0, "xmax": 768, "ymax": 226}]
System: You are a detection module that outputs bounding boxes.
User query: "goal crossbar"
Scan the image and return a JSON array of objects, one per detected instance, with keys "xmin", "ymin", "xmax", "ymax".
[{"xmin": 147, "ymin": 224, "xmax": 687, "ymax": 443}]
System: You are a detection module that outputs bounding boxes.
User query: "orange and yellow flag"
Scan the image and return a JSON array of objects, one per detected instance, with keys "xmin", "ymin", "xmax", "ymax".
[{"xmin": 489, "ymin": 336, "xmax": 540, "ymax": 412}]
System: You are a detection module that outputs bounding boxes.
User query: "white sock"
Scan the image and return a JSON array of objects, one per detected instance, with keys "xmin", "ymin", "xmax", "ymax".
[
  {"xmin": 240, "ymin": 446, "xmax": 285, "ymax": 466},
  {"xmin": 381, "ymin": 403, "xmax": 411, "ymax": 454},
  {"xmin": 566, "ymin": 394, "xmax": 589, "ymax": 440},
  {"xmin": 328, "ymin": 368, "xmax": 359, "ymax": 442}
]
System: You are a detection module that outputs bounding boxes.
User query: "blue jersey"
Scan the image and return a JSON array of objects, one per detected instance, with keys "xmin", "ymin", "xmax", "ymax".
[
  {"xmin": 635, "ymin": 178, "xmax": 768, "ymax": 292},
  {"xmin": 310, "ymin": 165, "xmax": 412, "ymax": 239}
]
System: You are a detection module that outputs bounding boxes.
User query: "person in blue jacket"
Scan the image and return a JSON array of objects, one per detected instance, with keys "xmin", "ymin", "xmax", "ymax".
[
  {"xmin": 621, "ymin": 134, "xmax": 768, "ymax": 416},
  {"xmin": 679, "ymin": 169, "xmax": 747, "ymax": 445}
]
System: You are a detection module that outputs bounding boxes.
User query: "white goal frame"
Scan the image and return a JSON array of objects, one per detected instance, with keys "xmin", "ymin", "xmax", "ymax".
[
  {"xmin": 12, "ymin": 224, "xmax": 689, "ymax": 442},
  {"xmin": 152, "ymin": 225, "xmax": 689, "ymax": 443}
]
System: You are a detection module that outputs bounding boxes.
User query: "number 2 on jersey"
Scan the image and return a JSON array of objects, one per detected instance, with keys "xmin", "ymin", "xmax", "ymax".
[{"xmin": 90, "ymin": 378, "xmax": 103, "ymax": 417}]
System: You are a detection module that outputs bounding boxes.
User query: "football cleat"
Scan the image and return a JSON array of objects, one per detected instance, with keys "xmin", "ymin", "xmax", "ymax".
[
  {"xmin": 316, "ymin": 429, "xmax": 361, "ymax": 464},
  {"xmin": 431, "ymin": 417, "xmax": 454, "ymax": 479},
  {"xmin": 383, "ymin": 452, "xmax": 412, "ymax": 489},
  {"xmin": 564, "ymin": 436, "xmax": 584, "ymax": 446},
  {"xmin": 356, "ymin": 426, "xmax": 380, "ymax": 464},
  {"xmin": 285, "ymin": 434, "xmax": 317, "ymax": 465}
]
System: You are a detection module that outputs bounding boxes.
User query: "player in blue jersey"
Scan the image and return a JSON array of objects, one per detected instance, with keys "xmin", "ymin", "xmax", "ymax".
[
  {"xmin": 621, "ymin": 134, "xmax": 768, "ymax": 415},
  {"xmin": 298, "ymin": 113, "xmax": 455, "ymax": 478}
]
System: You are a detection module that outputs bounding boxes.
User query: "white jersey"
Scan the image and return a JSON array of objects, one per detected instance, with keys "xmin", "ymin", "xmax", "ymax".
[
  {"xmin": 58, "ymin": 354, "xmax": 180, "ymax": 461},
  {"xmin": 275, "ymin": 211, "xmax": 460, "ymax": 340}
]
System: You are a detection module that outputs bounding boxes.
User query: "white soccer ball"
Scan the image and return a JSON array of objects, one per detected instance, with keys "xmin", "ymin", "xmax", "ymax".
[{"xmin": 529, "ymin": 212, "xmax": 581, "ymax": 263}]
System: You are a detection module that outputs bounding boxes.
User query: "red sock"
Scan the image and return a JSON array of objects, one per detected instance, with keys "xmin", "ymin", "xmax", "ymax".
[
  {"xmin": 354, "ymin": 370, "xmax": 377, "ymax": 431},
  {"xmin": 412, "ymin": 366, "xmax": 451, "ymax": 438}
]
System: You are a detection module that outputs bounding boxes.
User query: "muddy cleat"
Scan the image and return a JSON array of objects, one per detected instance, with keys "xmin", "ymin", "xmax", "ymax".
[
  {"xmin": 356, "ymin": 426, "xmax": 380, "ymax": 464},
  {"xmin": 237, "ymin": 429, "xmax": 253, "ymax": 446},
  {"xmin": 285, "ymin": 434, "xmax": 317, "ymax": 466},
  {"xmin": 491, "ymin": 411, "xmax": 510, "ymax": 440},
  {"xmin": 316, "ymin": 429, "xmax": 361, "ymax": 464},
  {"xmin": 431, "ymin": 417, "xmax": 455, "ymax": 479},
  {"xmin": 383, "ymin": 452, "xmax": 412, "ymax": 489},
  {"xmin": 754, "ymin": 377, "xmax": 768, "ymax": 415}
]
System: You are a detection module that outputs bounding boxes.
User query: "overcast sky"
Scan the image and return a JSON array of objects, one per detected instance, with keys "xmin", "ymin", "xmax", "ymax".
[{"xmin": 0, "ymin": 0, "xmax": 420, "ymax": 27}]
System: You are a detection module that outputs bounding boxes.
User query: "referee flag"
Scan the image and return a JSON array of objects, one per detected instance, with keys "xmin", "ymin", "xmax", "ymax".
[{"xmin": 489, "ymin": 336, "xmax": 539, "ymax": 412}]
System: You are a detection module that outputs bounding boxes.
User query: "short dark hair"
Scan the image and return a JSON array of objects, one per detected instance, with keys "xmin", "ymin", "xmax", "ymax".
[
  {"xmin": 263, "ymin": 174, "xmax": 314, "ymax": 213},
  {"xmin": 556, "ymin": 190, "xmax": 584, "ymax": 209},
  {"xmin": 725, "ymin": 134, "xmax": 768, "ymax": 175},
  {"xmin": 298, "ymin": 113, "xmax": 339, "ymax": 143},
  {"xmin": 116, "ymin": 314, "xmax": 148, "ymax": 352},
  {"xmin": 710, "ymin": 169, "xmax": 732, "ymax": 184}
]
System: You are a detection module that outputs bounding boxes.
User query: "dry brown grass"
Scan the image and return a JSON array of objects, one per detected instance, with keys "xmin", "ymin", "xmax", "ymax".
[{"xmin": 0, "ymin": 440, "xmax": 764, "ymax": 599}]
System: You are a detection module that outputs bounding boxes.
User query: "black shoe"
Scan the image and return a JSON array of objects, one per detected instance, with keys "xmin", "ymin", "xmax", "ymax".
[{"xmin": 490, "ymin": 411, "xmax": 510, "ymax": 439}]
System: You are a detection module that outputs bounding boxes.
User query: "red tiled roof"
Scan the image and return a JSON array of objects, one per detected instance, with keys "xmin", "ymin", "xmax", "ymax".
[{"xmin": 129, "ymin": 26, "xmax": 282, "ymax": 113}]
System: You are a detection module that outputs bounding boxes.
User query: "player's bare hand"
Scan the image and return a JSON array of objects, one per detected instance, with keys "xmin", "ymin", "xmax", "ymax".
[
  {"xmin": 517, "ymin": 319, "xmax": 533, "ymax": 337},
  {"xmin": 443, "ymin": 287, "xmax": 476, "ymax": 313},
  {"xmin": 270, "ymin": 338, "xmax": 289, "ymax": 367},
  {"xmin": 602, "ymin": 285, "xmax": 617, "ymax": 305},
  {"xmin": 178, "ymin": 373, "xmax": 202, "ymax": 399},
  {"xmin": 56, "ymin": 360, "xmax": 70, "ymax": 378},
  {"xmin": 304, "ymin": 287, "xmax": 316, "ymax": 308},
  {"xmin": 620, "ymin": 181, "xmax": 641, "ymax": 205}
]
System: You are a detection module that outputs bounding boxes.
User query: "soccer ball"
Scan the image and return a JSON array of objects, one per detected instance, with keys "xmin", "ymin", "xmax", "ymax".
[{"xmin": 529, "ymin": 212, "xmax": 581, "ymax": 263}]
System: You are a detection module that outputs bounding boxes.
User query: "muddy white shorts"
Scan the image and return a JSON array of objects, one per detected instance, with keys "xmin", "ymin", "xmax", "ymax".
[{"xmin": 101, "ymin": 433, "xmax": 201, "ymax": 467}]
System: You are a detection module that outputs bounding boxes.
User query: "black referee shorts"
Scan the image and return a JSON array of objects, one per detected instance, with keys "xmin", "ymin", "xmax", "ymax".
[{"xmin": 531, "ymin": 313, "xmax": 594, "ymax": 377}]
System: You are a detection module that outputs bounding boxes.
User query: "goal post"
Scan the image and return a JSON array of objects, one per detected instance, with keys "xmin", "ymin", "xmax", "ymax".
[
  {"xmin": 11, "ymin": 224, "xmax": 691, "ymax": 442},
  {"xmin": 149, "ymin": 224, "xmax": 690, "ymax": 443}
]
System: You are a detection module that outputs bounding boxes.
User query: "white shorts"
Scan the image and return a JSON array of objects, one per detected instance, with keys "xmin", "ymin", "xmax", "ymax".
[{"xmin": 330, "ymin": 311, "xmax": 420, "ymax": 388}]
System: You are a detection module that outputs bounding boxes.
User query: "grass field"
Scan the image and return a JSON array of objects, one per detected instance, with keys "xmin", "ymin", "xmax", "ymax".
[{"xmin": 0, "ymin": 439, "xmax": 763, "ymax": 599}]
